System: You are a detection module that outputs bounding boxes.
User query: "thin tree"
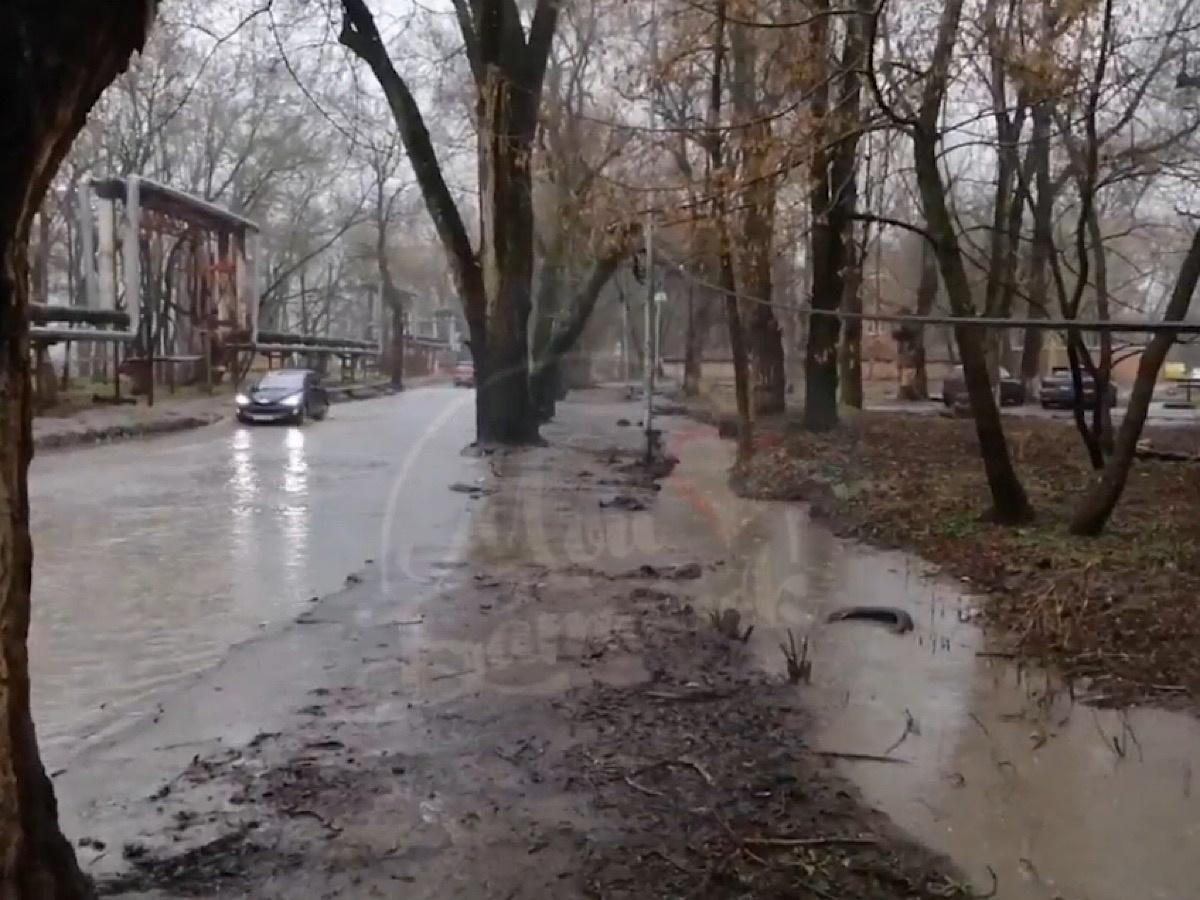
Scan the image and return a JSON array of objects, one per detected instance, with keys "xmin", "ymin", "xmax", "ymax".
[{"xmin": 897, "ymin": 0, "xmax": 1034, "ymax": 522}]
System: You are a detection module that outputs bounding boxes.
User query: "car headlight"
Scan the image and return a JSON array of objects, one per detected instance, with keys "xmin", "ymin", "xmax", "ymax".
[
  {"xmin": 235, "ymin": 393, "xmax": 250, "ymax": 406},
  {"xmin": 281, "ymin": 393, "xmax": 303, "ymax": 408}
]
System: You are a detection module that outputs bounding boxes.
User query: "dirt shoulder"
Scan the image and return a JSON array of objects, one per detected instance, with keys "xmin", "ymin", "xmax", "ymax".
[
  {"xmin": 728, "ymin": 406, "xmax": 1200, "ymax": 709},
  {"xmin": 78, "ymin": 391, "xmax": 964, "ymax": 899}
]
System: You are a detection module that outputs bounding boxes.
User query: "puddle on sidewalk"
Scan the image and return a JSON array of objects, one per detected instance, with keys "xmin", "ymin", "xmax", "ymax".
[{"xmin": 658, "ymin": 424, "xmax": 1200, "ymax": 900}]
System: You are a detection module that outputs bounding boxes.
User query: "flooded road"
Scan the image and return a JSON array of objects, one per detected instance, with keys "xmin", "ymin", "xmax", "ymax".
[
  {"xmin": 658, "ymin": 422, "xmax": 1200, "ymax": 900},
  {"xmin": 31, "ymin": 387, "xmax": 475, "ymax": 767}
]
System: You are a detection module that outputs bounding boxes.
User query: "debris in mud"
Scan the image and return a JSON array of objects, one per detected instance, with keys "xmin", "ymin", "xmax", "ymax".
[
  {"xmin": 623, "ymin": 561, "xmax": 703, "ymax": 580},
  {"xmin": 708, "ymin": 607, "xmax": 754, "ymax": 642},
  {"xmin": 600, "ymin": 494, "xmax": 647, "ymax": 511},
  {"xmin": 570, "ymin": 610, "xmax": 965, "ymax": 899},
  {"xmin": 667, "ymin": 561, "xmax": 702, "ymax": 580},
  {"xmin": 344, "ymin": 572, "xmax": 363, "ymax": 585},
  {"xmin": 449, "ymin": 480, "xmax": 497, "ymax": 497},
  {"xmin": 734, "ymin": 411, "xmax": 1200, "ymax": 708},
  {"xmin": 827, "ymin": 605, "xmax": 916, "ymax": 634},
  {"xmin": 98, "ymin": 829, "xmax": 297, "ymax": 897},
  {"xmin": 781, "ymin": 629, "xmax": 812, "ymax": 684}
]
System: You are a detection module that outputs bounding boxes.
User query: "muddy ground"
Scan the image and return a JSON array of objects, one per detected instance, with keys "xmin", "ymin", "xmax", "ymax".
[
  {"xmin": 83, "ymin": 395, "xmax": 966, "ymax": 899},
  {"xmin": 725, "ymin": 407, "xmax": 1200, "ymax": 710}
]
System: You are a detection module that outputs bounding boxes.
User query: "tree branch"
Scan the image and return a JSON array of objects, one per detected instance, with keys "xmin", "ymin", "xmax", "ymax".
[
  {"xmin": 339, "ymin": 0, "xmax": 484, "ymax": 330},
  {"xmin": 450, "ymin": 0, "xmax": 483, "ymax": 84}
]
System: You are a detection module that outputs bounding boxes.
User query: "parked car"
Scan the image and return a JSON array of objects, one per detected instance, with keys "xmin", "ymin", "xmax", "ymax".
[
  {"xmin": 942, "ymin": 365, "xmax": 1025, "ymax": 407},
  {"xmin": 453, "ymin": 360, "xmax": 475, "ymax": 388},
  {"xmin": 236, "ymin": 368, "xmax": 329, "ymax": 424},
  {"xmin": 1038, "ymin": 367, "xmax": 1118, "ymax": 409}
]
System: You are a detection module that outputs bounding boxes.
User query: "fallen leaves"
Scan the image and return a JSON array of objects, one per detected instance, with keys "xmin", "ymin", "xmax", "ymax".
[{"xmin": 737, "ymin": 412, "xmax": 1200, "ymax": 709}]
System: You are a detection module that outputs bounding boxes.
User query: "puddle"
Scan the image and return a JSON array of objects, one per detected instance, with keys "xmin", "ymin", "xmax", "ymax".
[{"xmin": 658, "ymin": 423, "xmax": 1200, "ymax": 900}]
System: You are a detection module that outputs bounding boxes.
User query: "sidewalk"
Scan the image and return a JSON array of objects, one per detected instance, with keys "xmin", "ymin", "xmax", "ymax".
[{"xmin": 61, "ymin": 388, "xmax": 959, "ymax": 899}]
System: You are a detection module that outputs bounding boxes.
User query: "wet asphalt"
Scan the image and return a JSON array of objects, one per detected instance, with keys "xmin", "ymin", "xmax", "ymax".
[{"xmin": 30, "ymin": 386, "xmax": 477, "ymax": 769}]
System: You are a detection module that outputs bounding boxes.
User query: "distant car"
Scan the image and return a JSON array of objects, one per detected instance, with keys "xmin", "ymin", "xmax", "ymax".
[
  {"xmin": 453, "ymin": 360, "xmax": 475, "ymax": 388},
  {"xmin": 942, "ymin": 365, "xmax": 1025, "ymax": 407},
  {"xmin": 1038, "ymin": 367, "xmax": 1118, "ymax": 409},
  {"xmin": 236, "ymin": 368, "xmax": 329, "ymax": 424}
]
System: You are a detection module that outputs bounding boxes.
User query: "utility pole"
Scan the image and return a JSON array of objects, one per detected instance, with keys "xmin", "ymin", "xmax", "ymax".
[
  {"xmin": 621, "ymin": 294, "xmax": 630, "ymax": 384},
  {"xmin": 644, "ymin": 0, "xmax": 659, "ymax": 462},
  {"xmin": 644, "ymin": 213, "xmax": 655, "ymax": 462}
]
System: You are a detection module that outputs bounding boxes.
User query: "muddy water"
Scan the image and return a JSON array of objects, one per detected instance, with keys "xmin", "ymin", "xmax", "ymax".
[
  {"xmin": 658, "ymin": 423, "xmax": 1200, "ymax": 900},
  {"xmin": 30, "ymin": 389, "xmax": 475, "ymax": 767}
]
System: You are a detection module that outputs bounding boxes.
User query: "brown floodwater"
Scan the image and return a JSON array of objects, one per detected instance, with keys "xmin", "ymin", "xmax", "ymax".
[{"xmin": 655, "ymin": 423, "xmax": 1200, "ymax": 900}]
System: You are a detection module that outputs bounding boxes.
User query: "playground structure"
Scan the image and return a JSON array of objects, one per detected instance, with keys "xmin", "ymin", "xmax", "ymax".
[{"xmin": 32, "ymin": 176, "xmax": 390, "ymax": 407}]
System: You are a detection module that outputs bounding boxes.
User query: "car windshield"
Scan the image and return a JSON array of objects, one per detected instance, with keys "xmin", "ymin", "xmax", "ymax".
[{"xmin": 255, "ymin": 371, "xmax": 305, "ymax": 390}]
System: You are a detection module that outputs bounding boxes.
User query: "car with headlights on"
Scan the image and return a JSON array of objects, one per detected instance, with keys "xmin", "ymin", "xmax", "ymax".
[{"xmin": 236, "ymin": 368, "xmax": 329, "ymax": 424}]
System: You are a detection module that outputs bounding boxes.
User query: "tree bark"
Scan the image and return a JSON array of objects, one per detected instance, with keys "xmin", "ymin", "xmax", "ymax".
[
  {"xmin": 911, "ymin": 0, "xmax": 1033, "ymax": 524},
  {"xmin": 529, "ymin": 248, "xmax": 625, "ymax": 422},
  {"xmin": 804, "ymin": 0, "xmax": 866, "ymax": 430},
  {"xmin": 803, "ymin": 0, "xmax": 841, "ymax": 431},
  {"xmin": 1071, "ymin": 230, "xmax": 1200, "ymax": 534},
  {"xmin": 341, "ymin": 0, "xmax": 558, "ymax": 445},
  {"xmin": 389, "ymin": 303, "xmax": 405, "ymax": 389},
  {"xmin": 529, "ymin": 254, "xmax": 562, "ymax": 422},
  {"xmin": 1020, "ymin": 102, "xmax": 1053, "ymax": 390},
  {"xmin": 899, "ymin": 238, "xmax": 936, "ymax": 400},
  {"xmin": 1, "ymin": 4, "xmax": 158, "ymax": 895},
  {"xmin": 838, "ymin": 239, "xmax": 864, "ymax": 408},
  {"xmin": 682, "ymin": 280, "xmax": 703, "ymax": 396},
  {"xmin": 708, "ymin": 0, "xmax": 753, "ymax": 459}
]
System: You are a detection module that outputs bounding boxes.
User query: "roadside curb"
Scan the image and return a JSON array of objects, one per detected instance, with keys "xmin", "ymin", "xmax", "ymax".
[
  {"xmin": 34, "ymin": 414, "xmax": 227, "ymax": 453},
  {"xmin": 33, "ymin": 379, "xmax": 450, "ymax": 453}
]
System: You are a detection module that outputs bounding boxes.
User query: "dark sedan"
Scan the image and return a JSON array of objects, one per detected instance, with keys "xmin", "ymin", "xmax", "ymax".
[
  {"xmin": 942, "ymin": 366, "xmax": 1025, "ymax": 407},
  {"xmin": 1038, "ymin": 367, "xmax": 1117, "ymax": 409},
  {"xmin": 236, "ymin": 368, "xmax": 330, "ymax": 424}
]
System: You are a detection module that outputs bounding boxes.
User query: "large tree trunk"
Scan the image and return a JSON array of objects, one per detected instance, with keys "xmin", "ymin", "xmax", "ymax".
[
  {"xmin": 740, "ymin": 133, "xmax": 784, "ymax": 416},
  {"xmin": 529, "ymin": 248, "xmax": 624, "ymax": 422},
  {"xmin": 476, "ymin": 66, "xmax": 539, "ymax": 444},
  {"xmin": 728, "ymin": 23, "xmax": 784, "ymax": 417},
  {"xmin": 804, "ymin": 0, "xmax": 866, "ymax": 430},
  {"xmin": 838, "ymin": 239, "xmax": 864, "ymax": 408},
  {"xmin": 1, "ymin": 4, "xmax": 157, "ymax": 895},
  {"xmin": 341, "ymin": 0, "xmax": 559, "ymax": 446},
  {"xmin": 708, "ymin": 0, "xmax": 753, "ymax": 459},
  {"xmin": 899, "ymin": 238, "xmax": 936, "ymax": 400},
  {"xmin": 529, "ymin": 251, "xmax": 562, "ymax": 422},
  {"xmin": 682, "ymin": 281, "xmax": 704, "ymax": 396},
  {"xmin": 1071, "ymin": 230, "xmax": 1200, "ymax": 535},
  {"xmin": 389, "ymin": 304, "xmax": 405, "ymax": 389},
  {"xmin": 803, "ymin": 0, "xmax": 842, "ymax": 431},
  {"xmin": 1020, "ymin": 102, "xmax": 1052, "ymax": 392}
]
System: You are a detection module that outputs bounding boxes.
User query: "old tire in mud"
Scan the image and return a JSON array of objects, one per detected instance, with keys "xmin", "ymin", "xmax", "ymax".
[{"xmin": 826, "ymin": 606, "xmax": 915, "ymax": 634}]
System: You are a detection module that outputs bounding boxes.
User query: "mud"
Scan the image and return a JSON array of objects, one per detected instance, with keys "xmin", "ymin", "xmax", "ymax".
[
  {"xmin": 74, "ymin": 390, "xmax": 961, "ymax": 899},
  {"xmin": 656, "ymin": 424, "xmax": 1200, "ymax": 900}
]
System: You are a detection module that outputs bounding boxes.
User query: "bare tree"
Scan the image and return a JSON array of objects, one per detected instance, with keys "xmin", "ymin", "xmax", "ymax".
[
  {"xmin": 899, "ymin": 0, "xmax": 1034, "ymax": 522},
  {"xmin": 339, "ymin": 0, "xmax": 631, "ymax": 444}
]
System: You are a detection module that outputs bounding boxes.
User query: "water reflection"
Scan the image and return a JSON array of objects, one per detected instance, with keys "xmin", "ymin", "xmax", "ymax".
[
  {"xmin": 662, "ymin": 430, "xmax": 1200, "ymax": 900},
  {"xmin": 30, "ymin": 392, "xmax": 473, "ymax": 768}
]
